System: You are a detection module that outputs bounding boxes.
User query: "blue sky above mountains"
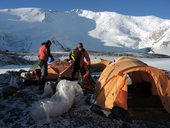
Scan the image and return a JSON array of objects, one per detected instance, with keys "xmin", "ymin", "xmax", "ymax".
[{"xmin": 0, "ymin": 0, "xmax": 170, "ymax": 19}]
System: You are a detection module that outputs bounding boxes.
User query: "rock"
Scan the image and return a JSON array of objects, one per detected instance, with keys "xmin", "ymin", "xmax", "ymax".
[
  {"xmin": 3, "ymin": 86, "xmax": 18, "ymax": 98},
  {"xmin": 27, "ymin": 118, "xmax": 35, "ymax": 125}
]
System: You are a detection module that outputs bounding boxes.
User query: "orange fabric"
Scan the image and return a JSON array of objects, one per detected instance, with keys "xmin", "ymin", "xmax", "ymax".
[
  {"xmin": 46, "ymin": 60, "xmax": 72, "ymax": 80},
  {"xmin": 38, "ymin": 45, "xmax": 48, "ymax": 61},
  {"xmin": 96, "ymin": 75, "xmax": 126, "ymax": 110},
  {"xmin": 123, "ymin": 66, "xmax": 170, "ymax": 113},
  {"xmin": 46, "ymin": 67, "xmax": 59, "ymax": 80},
  {"xmin": 46, "ymin": 59, "xmax": 109, "ymax": 80},
  {"xmin": 90, "ymin": 59, "xmax": 112, "ymax": 72},
  {"xmin": 115, "ymin": 82, "xmax": 128, "ymax": 110},
  {"xmin": 96, "ymin": 57, "xmax": 170, "ymax": 113}
]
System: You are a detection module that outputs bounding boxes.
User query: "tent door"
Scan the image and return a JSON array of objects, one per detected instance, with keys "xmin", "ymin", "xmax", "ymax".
[{"xmin": 127, "ymin": 71, "xmax": 163, "ymax": 108}]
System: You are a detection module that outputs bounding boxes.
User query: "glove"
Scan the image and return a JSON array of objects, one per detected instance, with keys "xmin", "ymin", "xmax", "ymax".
[{"xmin": 83, "ymin": 71, "xmax": 90, "ymax": 79}]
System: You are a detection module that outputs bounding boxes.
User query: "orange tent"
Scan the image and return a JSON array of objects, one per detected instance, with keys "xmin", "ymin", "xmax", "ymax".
[
  {"xmin": 90, "ymin": 59, "xmax": 112, "ymax": 72},
  {"xmin": 46, "ymin": 60, "xmax": 72, "ymax": 80},
  {"xmin": 46, "ymin": 59, "xmax": 111, "ymax": 80},
  {"xmin": 96, "ymin": 57, "xmax": 170, "ymax": 113}
]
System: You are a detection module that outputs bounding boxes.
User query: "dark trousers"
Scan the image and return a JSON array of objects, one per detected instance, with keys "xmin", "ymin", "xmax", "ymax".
[
  {"xmin": 71, "ymin": 64, "xmax": 85, "ymax": 79},
  {"xmin": 39, "ymin": 60, "xmax": 48, "ymax": 88}
]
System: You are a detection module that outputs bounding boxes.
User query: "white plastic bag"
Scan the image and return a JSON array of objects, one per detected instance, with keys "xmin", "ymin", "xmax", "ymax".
[{"xmin": 31, "ymin": 80, "xmax": 83, "ymax": 122}]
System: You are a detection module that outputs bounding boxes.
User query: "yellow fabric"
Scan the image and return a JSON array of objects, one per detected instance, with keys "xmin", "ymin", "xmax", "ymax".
[
  {"xmin": 96, "ymin": 57, "xmax": 170, "ymax": 113},
  {"xmin": 70, "ymin": 50, "xmax": 76, "ymax": 62}
]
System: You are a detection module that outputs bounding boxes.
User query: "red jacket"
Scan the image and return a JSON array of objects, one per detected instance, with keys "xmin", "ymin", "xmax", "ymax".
[
  {"xmin": 69, "ymin": 49, "xmax": 91, "ymax": 79},
  {"xmin": 80, "ymin": 50, "xmax": 90, "ymax": 68},
  {"xmin": 82, "ymin": 50, "xmax": 90, "ymax": 79},
  {"xmin": 70, "ymin": 49, "xmax": 90, "ymax": 67},
  {"xmin": 38, "ymin": 45, "xmax": 48, "ymax": 61},
  {"xmin": 78, "ymin": 49, "xmax": 91, "ymax": 79}
]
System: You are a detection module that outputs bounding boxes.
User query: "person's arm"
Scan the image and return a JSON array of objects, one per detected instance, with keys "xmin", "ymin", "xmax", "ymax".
[
  {"xmin": 69, "ymin": 51, "xmax": 72, "ymax": 60},
  {"xmin": 47, "ymin": 47, "xmax": 54, "ymax": 61},
  {"xmin": 83, "ymin": 68, "xmax": 90, "ymax": 79},
  {"xmin": 83, "ymin": 51, "xmax": 91, "ymax": 79},
  {"xmin": 84, "ymin": 51, "xmax": 91, "ymax": 66}
]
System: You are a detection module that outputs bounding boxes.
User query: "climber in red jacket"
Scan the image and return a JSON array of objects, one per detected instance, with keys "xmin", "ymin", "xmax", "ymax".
[
  {"xmin": 69, "ymin": 42, "xmax": 91, "ymax": 80},
  {"xmin": 38, "ymin": 40, "xmax": 54, "ymax": 89}
]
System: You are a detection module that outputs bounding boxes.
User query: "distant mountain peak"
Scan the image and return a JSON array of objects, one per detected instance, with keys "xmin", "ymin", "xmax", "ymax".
[
  {"xmin": 0, "ymin": 8, "xmax": 45, "ymax": 22},
  {"xmin": 0, "ymin": 8, "xmax": 170, "ymax": 55}
]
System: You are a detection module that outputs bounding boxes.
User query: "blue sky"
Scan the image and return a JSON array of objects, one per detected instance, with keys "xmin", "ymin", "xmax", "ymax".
[{"xmin": 1, "ymin": 0, "xmax": 170, "ymax": 19}]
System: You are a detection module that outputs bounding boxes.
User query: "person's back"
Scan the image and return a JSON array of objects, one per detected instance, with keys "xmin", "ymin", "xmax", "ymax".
[
  {"xmin": 38, "ymin": 43, "xmax": 48, "ymax": 61},
  {"xmin": 38, "ymin": 40, "xmax": 54, "ymax": 90}
]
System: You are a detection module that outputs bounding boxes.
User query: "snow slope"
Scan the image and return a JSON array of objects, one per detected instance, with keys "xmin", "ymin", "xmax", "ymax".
[
  {"xmin": 0, "ymin": 8, "xmax": 170, "ymax": 54},
  {"xmin": 78, "ymin": 10, "xmax": 170, "ymax": 54}
]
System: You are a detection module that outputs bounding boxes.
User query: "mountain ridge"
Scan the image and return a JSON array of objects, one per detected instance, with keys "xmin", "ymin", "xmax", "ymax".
[{"xmin": 0, "ymin": 8, "xmax": 170, "ymax": 55}]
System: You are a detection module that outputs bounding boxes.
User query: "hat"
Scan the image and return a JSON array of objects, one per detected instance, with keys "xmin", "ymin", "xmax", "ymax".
[
  {"xmin": 77, "ymin": 42, "xmax": 83, "ymax": 48},
  {"xmin": 46, "ymin": 40, "xmax": 52, "ymax": 45}
]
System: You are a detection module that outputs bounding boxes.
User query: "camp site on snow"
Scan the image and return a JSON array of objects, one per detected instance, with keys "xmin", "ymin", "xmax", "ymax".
[
  {"xmin": 1, "ymin": 53, "xmax": 170, "ymax": 127},
  {"xmin": 1, "ymin": 2, "xmax": 170, "ymax": 127}
]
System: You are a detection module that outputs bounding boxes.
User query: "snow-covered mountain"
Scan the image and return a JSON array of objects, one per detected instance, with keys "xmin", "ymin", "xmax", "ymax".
[{"xmin": 0, "ymin": 8, "xmax": 170, "ymax": 55}]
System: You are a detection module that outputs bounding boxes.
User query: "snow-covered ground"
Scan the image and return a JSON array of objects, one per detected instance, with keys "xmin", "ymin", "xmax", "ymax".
[
  {"xmin": 0, "ymin": 72, "xmax": 170, "ymax": 128},
  {"xmin": 22, "ymin": 55, "xmax": 38, "ymax": 61},
  {"xmin": 141, "ymin": 58, "xmax": 170, "ymax": 71},
  {"xmin": 0, "ymin": 53, "xmax": 170, "ymax": 127}
]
